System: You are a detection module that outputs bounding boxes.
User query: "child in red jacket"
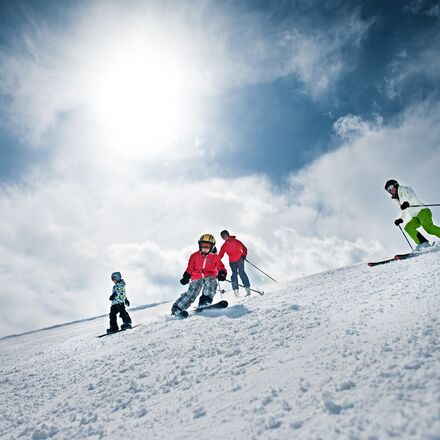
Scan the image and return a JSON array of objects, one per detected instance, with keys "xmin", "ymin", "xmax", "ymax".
[{"xmin": 171, "ymin": 234, "xmax": 227, "ymax": 316}]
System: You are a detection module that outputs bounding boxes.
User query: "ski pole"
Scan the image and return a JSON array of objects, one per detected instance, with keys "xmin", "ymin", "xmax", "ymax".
[
  {"xmin": 224, "ymin": 279, "xmax": 264, "ymax": 295},
  {"xmin": 245, "ymin": 259, "xmax": 278, "ymax": 283},
  {"xmin": 410, "ymin": 204, "xmax": 440, "ymax": 208},
  {"xmin": 217, "ymin": 283, "xmax": 225, "ymax": 297},
  {"xmin": 398, "ymin": 224, "xmax": 414, "ymax": 252}
]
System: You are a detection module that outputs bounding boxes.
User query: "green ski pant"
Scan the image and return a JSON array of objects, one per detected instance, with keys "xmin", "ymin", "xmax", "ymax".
[{"xmin": 404, "ymin": 208, "xmax": 440, "ymax": 244}]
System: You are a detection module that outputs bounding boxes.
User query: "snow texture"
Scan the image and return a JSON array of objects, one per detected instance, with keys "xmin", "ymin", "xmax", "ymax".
[{"xmin": 1, "ymin": 249, "xmax": 440, "ymax": 439}]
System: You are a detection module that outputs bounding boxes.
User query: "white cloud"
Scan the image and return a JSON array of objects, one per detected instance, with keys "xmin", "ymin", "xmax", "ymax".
[
  {"xmin": 333, "ymin": 114, "xmax": 382, "ymax": 140},
  {"xmin": 2, "ymin": 100, "xmax": 440, "ymax": 336},
  {"xmin": 0, "ymin": 170, "xmax": 381, "ymax": 337},
  {"xmin": 290, "ymin": 101, "xmax": 440, "ymax": 247}
]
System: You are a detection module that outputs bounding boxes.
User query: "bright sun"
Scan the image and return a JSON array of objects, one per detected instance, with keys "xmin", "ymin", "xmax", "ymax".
[{"xmin": 88, "ymin": 33, "xmax": 196, "ymax": 159}]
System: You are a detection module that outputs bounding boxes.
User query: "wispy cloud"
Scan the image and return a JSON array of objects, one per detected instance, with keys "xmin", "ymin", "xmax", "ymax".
[
  {"xmin": 383, "ymin": 14, "xmax": 440, "ymax": 101},
  {"xmin": 0, "ymin": 0, "xmax": 372, "ymax": 146},
  {"xmin": 404, "ymin": 0, "xmax": 440, "ymax": 17}
]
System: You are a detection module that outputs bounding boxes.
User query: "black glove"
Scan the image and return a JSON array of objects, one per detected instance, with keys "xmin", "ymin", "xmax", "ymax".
[
  {"xmin": 180, "ymin": 271, "xmax": 191, "ymax": 285},
  {"xmin": 400, "ymin": 201, "xmax": 410, "ymax": 210},
  {"xmin": 217, "ymin": 270, "xmax": 227, "ymax": 281},
  {"xmin": 109, "ymin": 293, "xmax": 116, "ymax": 301},
  {"xmin": 240, "ymin": 255, "xmax": 247, "ymax": 261},
  {"xmin": 394, "ymin": 218, "xmax": 404, "ymax": 226},
  {"xmin": 125, "ymin": 299, "xmax": 130, "ymax": 307}
]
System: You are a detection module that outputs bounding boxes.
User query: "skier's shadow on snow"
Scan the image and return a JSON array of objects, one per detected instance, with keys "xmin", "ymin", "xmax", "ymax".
[{"xmin": 195, "ymin": 304, "xmax": 250, "ymax": 319}]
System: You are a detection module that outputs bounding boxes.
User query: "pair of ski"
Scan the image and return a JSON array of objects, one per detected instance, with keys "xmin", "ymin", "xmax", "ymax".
[
  {"xmin": 174, "ymin": 284, "xmax": 264, "ymax": 318},
  {"xmin": 368, "ymin": 243, "xmax": 438, "ymax": 267},
  {"xmin": 174, "ymin": 300, "xmax": 228, "ymax": 319},
  {"xmin": 368, "ymin": 252, "xmax": 417, "ymax": 267}
]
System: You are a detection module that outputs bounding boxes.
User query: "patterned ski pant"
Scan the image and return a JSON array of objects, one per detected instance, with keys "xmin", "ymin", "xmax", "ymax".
[{"xmin": 173, "ymin": 277, "xmax": 218, "ymax": 311}]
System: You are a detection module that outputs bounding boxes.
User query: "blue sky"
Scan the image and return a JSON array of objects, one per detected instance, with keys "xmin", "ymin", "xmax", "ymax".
[
  {"xmin": 1, "ymin": 0, "xmax": 440, "ymax": 336},
  {"xmin": 205, "ymin": 0, "xmax": 440, "ymax": 181}
]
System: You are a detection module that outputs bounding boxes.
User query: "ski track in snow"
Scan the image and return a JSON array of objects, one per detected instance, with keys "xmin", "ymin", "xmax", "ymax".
[{"xmin": 1, "ymin": 251, "xmax": 440, "ymax": 439}]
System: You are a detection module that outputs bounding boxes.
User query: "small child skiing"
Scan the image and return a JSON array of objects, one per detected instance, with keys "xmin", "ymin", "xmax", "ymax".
[
  {"xmin": 107, "ymin": 272, "xmax": 132, "ymax": 334},
  {"xmin": 171, "ymin": 234, "xmax": 227, "ymax": 317}
]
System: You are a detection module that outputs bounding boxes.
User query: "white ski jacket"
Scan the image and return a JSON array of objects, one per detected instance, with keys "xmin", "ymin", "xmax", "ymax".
[{"xmin": 395, "ymin": 185, "xmax": 425, "ymax": 221}]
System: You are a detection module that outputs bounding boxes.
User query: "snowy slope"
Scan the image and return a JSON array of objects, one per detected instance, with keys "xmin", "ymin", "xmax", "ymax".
[{"xmin": 1, "ymin": 250, "xmax": 440, "ymax": 440}]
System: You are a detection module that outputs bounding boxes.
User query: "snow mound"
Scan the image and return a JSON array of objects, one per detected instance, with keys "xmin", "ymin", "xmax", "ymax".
[{"xmin": 1, "ymin": 250, "xmax": 440, "ymax": 439}]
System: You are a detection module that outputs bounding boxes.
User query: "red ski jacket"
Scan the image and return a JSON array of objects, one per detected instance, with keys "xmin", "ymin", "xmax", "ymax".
[
  {"xmin": 218, "ymin": 236, "xmax": 248, "ymax": 263},
  {"xmin": 186, "ymin": 251, "xmax": 226, "ymax": 281}
]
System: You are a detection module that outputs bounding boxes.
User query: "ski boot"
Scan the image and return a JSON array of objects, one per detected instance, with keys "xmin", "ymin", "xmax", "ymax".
[
  {"xmin": 171, "ymin": 304, "xmax": 181, "ymax": 315},
  {"xmin": 106, "ymin": 327, "xmax": 119, "ymax": 334},
  {"xmin": 197, "ymin": 295, "xmax": 212, "ymax": 309},
  {"xmin": 245, "ymin": 287, "xmax": 251, "ymax": 297},
  {"xmin": 233, "ymin": 289, "xmax": 240, "ymax": 298},
  {"xmin": 415, "ymin": 242, "xmax": 431, "ymax": 251},
  {"xmin": 121, "ymin": 322, "xmax": 132, "ymax": 330},
  {"xmin": 171, "ymin": 304, "xmax": 189, "ymax": 318}
]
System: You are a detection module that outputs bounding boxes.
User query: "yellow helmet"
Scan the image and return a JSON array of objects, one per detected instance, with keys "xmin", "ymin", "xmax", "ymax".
[{"xmin": 198, "ymin": 234, "xmax": 216, "ymax": 246}]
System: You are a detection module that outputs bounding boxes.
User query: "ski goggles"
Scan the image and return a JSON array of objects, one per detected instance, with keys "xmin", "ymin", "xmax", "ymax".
[{"xmin": 200, "ymin": 242, "xmax": 212, "ymax": 249}]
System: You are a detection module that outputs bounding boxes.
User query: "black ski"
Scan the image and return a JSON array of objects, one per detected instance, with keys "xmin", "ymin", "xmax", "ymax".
[
  {"xmin": 97, "ymin": 324, "xmax": 140, "ymax": 338},
  {"xmin": 194, "ymin": 300, "xmax": 228, "ymax": 313}
]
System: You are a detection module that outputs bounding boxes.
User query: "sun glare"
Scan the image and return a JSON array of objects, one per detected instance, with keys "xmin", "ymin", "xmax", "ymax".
[{"xmin": 88, "ymin": 35, "xmax": 195, "ymax": 159}]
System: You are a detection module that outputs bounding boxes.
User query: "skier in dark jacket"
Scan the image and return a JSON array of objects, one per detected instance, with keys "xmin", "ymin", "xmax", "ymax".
[{"xmin": 107, "ymin": 272, "xmax": 132, "ymax": 334}]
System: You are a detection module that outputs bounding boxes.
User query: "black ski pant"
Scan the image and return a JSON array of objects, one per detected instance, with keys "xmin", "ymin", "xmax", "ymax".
[{"xmin": 109, "ymin": 303, "xmax": 131, "ymax": 330}]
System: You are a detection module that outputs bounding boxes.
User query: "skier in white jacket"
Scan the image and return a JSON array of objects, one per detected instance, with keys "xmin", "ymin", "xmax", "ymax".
[{"xmin": 385, "ymin": 179, "xmax": 440, "ymax": 250}]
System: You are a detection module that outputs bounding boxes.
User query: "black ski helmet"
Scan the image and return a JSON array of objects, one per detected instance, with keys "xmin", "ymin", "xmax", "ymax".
[
  {"xmin": 384, "ymin": 179, "xmax": 399, "ymax": 191},
  {"xmin": 198, "ymin": 234, "xmax": 216, "ymax": 252},
  {"xmin": 111, "ymin": 272, "xmax": 122, "ymax": 282}
]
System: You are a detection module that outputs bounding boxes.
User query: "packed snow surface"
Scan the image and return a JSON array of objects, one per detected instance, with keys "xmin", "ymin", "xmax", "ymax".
[{"xmin": 1, "ymin": 249, "xmax": 440, "ymax": 439}]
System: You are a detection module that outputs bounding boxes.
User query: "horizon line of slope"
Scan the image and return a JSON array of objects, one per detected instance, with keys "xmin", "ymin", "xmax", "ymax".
[{"xmin": 0, "ymin": 301, "xmax": 167, "ymax": 341}]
